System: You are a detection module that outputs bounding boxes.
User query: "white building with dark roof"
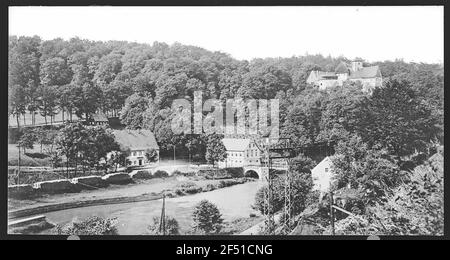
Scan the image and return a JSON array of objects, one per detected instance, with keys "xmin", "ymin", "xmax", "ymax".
[
  {"xmin": 311, "ymin": 156, "xmax": 335, "ymax": 193},
  {"xmin": 307, "ymin": 60, "xmax": 383, "ymax": 92},
  {"xmin": 218, "ymin": 138, "xmax": 262, "ymax": 168},
  {"xmin": 112, "ymin": 129, "xmax": 160, "ymax": 167}
]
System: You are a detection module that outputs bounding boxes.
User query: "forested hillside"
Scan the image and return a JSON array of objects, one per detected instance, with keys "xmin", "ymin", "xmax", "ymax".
[{"xmin": 9, "ymin": 36, "xmax": 443, "ymax": 159}]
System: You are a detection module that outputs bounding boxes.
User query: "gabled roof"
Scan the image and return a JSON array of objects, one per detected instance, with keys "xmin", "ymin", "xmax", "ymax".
[
  {"xmin": 113, "ymin": 129, "xmax": 159, "ymax": 151},
  {"xmin": 311, "ymin": 156, "xmax": 335, "ymax": 193},
  {"xmin": 312, "ymin": 156, "xmax": 333, "ymax": 173},
  {"xmin": 222, "ymin": 138, "xmax": 251, "ymax": 152},
  {"xmin": 317, "ymin": 71, "xmax": 337, "ymax": 79},
  {"xmin": 308, "ymin": 70, "xmax": 337, "ymax": 82},
  {"xmin": 349, "ymin": 66, "xmax": 381, "ymax": 79},
  {"xmin": 92, "ymin": 113, "xmax": 108, "ymax": 122}
]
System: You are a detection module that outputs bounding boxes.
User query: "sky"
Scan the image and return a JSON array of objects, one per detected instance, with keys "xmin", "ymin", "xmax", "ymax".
[{"xmin": 9, "ymin": 6, "xmax": 444, "ymax": 64}]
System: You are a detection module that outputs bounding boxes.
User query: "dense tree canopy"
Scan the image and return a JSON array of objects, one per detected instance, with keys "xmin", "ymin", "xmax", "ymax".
[{"xmin": 9, "ymin": 36, "xmax": 443, "ymax": 160}]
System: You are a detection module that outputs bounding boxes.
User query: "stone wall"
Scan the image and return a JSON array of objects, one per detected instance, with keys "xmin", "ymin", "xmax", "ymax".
[
  {"xmin": 102, "ymin": 173, "xmax": 133, "ymax": 185},
  {"xmin": 8, "ymin": 171, "xmax": 142, "ymax": 198},
  {"xmin": 8, "ymin": 184, "xmax": 34, "ymax": 199},
  {"xmin": 34, "ymin": 179, "xmax": 78, "ymax": 194},
  {"xmin": 129, "ymin": 170, "xmax": 152, "ymax": 179},
  {"xmin": 72, "ymin": 176, "xmax": 108, "ymax": 190}
]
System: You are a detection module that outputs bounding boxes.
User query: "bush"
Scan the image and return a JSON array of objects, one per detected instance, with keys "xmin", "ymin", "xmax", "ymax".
[
  {"xmin": 55, "ymin": 216, "xmax": 118, "ymax": 235},
  {"xmin": 185, "ymin": 186, "xmax": 203, "ymax": 194},
  {"xmin": 176, "ymin": 181, "xmax": 202, "ymax": 194},
  {"xmin": 197, "ymin": 168, "xmax": 242, "ymax": 179},
  {"xmin": 153, "ymin": 170, "xmax": 169, "ymax": 178},
  {"xmin": 253, "ymin": 185, "xmax": 283, "ymax": 215},
  {"xmin": 204, "ymin": 184, "xmax": 217, "ymax": 192},
  {"xmin": 218, "ymin": 179, "xmax": 240, "ymax": 188},
  {"xmin": 148, "ymin": 216, "xmax": 180, "ymax": 235},
  {"xmin": 173, "ymin": 170, "xmax": 196, "ymax": 177},
  {"xmin": 253, "ymin": 172, "xmax": 313, "ymax": 215},
  {"xmin": 175, "ymin": 189, "xmax": 185, "ymax": 196},
  {"xmin": 225, "ymin": 168, "xmax": 244, "ymax": 178},
  {"xmin": 172, "ymin": 170, "xmax": 183, "ymax": 176},
  {"xmin": 192, "ymin": 200, "xmax": 224, "ymax": 234}
]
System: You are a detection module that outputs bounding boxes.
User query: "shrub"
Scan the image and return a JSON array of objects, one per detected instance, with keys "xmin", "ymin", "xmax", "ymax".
[
  {"xmin": 177, "ymin": 181, "xmax": 197, "ymax": 189},
  {"xmin": 176, "ymin": 181, "xmax": 202, "ymax": 194},
  {"xmin": 172, "ymin": 170, "xmax": 183, "ymax": 176},
  {"xmin": 148, "ymin": 216, "xmax": 180, "ymax": 235},
  {"xmin": 175, "ymin": 189, "xmax": 185, "ymax": 196},
  {"xmin": 253, "ymin": 172, "xmax": 313, "ymax": 215},
  {"xmin": 204, "ymin": 184, "xmax": 217, "ymax": 192},
  {"xmin": 185, "ymin": 186, "xmax": 203, "ymax": 194},
  {"xmin": 153, "ymin": 170, "xmax": 169, "ymax": 178},
  {"xmin": 225, "ymin": 168, "xmax": 244, "ymax": 178},
  {"xmin": 217, "ymin": 179, "xmax": 245, "ymax": 188},
  {"xmin": 197, "ymin": 169, "xmax": 237, "ymax": 179},
  {"xmin": 192, "ymin": 200, "xmax": 224, "ymax": 234},
  {"xmin": 253, "ymin": 185, "xmax": 283, "ymax": 215},
  {"xmin": 55, "ymin": 216, "xmax": 118, "ymax": 235}
]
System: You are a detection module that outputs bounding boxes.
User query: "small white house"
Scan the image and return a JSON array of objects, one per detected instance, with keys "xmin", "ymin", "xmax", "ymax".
[
  {"xmin": 113, "ymin": 129, "xmax": 160, "ymax": 167},
  {"xmin": 311, "ymin": 156, "xmax": 335, "ymax": 193}
]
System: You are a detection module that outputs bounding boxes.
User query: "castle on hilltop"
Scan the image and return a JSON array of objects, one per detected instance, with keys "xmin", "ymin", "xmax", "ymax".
[{"xmin": 307, "ymin": 59, "xmax": 383, "ymax": 92}]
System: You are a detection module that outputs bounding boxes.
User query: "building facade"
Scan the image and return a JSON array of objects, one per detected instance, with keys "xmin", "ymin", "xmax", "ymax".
[
  {"xmin": 218, "ymin": 138, "xmax": 263, "ymax": 168},
  {"xmin": 311, "ymin": 156, "xmax": 335, "ymax": 193},
  {"xmin": 88, "ymin": 113, "xmax": 109, "ymax": 126},
  {"xmin": 307, "ymin": 60, "xmax": 383, "ymax": 92},
  {"xmin": 112, "ymin": 129, "xmax": 160, "ymax": 167}
]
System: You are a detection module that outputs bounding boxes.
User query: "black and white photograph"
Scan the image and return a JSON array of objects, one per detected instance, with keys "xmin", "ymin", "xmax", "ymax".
[{"xmin": 4, "ymin": 4, "xmax": 445, "ymax": 240}]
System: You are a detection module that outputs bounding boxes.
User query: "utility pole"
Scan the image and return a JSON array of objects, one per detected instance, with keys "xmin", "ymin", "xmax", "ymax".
[
  {"xmin": 329, "ymin": 191, "xmax": 335, "ymax": 236},
  {"xmin": 16, "ymin": 115, "xmax": 21, "ymax": 185},
  {"xmin": 173, "ymin": 145, "xmax": 176, "ymax": 162},
  {"xmin": 159, "ymin": 193, "xmax": 166, "ymax": 235},
  {"xmin": 284, "ymin": 158, "xmax": 292, "ymax": 231}
]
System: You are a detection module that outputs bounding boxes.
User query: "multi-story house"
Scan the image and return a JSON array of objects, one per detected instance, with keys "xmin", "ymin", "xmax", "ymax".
[
  {"xmin": 218, "ymin": 138, "xmax": 262, "ymax": 168},
  {"xmin": 307, "ymin": 59, "xmax": 383, "ymax": 93},
  {"xmin": 113, "ymin": 129, "xmax": 160, "ymax": 167}
]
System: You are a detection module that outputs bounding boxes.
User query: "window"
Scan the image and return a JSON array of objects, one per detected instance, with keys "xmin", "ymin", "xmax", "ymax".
[{"xmin": 325, "ymin": 168, "xmax": 329, "ymax": 173}]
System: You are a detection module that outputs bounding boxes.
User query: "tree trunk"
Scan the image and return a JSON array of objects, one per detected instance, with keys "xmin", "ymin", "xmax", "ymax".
[
  {"xmin": 62, "ymin": 108, "xmax": 65, "ymax": 122},
  {"xmin": 66, "ymin": 156, "xmax": 69, "ymax": 179},
  {"xmin": 16, "ymin": 113, "xmax": 21, "ymax": 185}
]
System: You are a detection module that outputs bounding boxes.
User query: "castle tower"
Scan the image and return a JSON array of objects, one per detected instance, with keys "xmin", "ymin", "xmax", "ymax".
[{"xmin": 351, "ymin": 59, "xmax": 363, "ymax": 72}]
